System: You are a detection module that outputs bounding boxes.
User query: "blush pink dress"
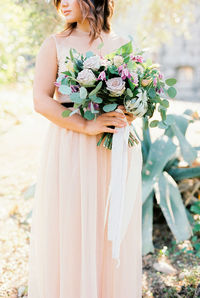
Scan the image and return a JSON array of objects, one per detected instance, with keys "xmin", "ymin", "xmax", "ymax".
[{"xmin": 28, "ymin": 28, "xmax": 143, "ymax": 298}]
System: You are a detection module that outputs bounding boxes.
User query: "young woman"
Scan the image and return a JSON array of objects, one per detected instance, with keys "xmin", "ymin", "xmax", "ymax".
[{"xmin": 28, "ymin": 0, "xmax": 143, "ymax": 297}]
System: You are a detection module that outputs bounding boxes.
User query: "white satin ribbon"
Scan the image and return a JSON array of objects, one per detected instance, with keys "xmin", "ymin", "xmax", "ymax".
[{"xmin": 104, "ymin": 109, "xmax": 141, "ymax": 269}]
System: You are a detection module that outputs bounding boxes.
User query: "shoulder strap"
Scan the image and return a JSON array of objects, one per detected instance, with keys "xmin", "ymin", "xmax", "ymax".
[{"xmin": 50, "ymin": 34, "xmax": 59, "ymax": 63}]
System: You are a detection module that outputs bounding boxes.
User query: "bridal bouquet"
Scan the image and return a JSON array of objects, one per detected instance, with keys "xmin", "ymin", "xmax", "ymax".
[{"xmin": 54, "ymin": 39, "xmax": 177, "ymax": 149}]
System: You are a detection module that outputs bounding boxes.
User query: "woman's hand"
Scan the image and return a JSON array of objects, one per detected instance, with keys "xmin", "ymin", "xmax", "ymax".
[
  {"xmin": 84, "ymin": 110, "xmax": 127, "ymax": 136},
  {"xmin": 117, "ymin": 105, "xmax": 137, "ymax": 125}
]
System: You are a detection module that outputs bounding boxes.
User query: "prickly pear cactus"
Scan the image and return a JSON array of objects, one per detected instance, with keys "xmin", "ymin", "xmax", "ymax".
[{"xmin": 124, "ymin": 89, "xmax": 148, "ymax": 117}]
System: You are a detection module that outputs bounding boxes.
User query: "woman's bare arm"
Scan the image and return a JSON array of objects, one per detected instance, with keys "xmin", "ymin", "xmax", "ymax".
[
  {"xmin": 33, "ymin": 35, "xmax": 127, "ymax": 135},
  {"xmin": 33, "ymin": 35, "xmax": 88, "ymax": 134}
]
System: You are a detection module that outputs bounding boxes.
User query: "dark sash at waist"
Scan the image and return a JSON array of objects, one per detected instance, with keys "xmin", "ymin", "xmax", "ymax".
[{"xmin": 61, "ymin": 102, "xmax": 74, "ymax": 108}]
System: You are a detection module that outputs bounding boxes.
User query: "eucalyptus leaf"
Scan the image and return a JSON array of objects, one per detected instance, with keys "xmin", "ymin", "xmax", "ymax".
[
  {"xmin": 89, "ymin": 81, "xmax": 103, "ymax": 96},
  {"xmin": 92, "ymin": 96, "xmax": 103, "ymax": 104},
  {"xmin": 62, "ymin": 109, "xmax": 71, "ymax": 117},
  {"xmin": 167, "ymin": 87, "xmax": 177, "ymax": 98},
  {"xmin": 150, "ymin": 120, "xmax": 159, "ymax": 127},
  {"xmin": 148, "ymin": 88, "xmax": 156, "ymax": 99},
  {"xmin": 165, "ymin": 78, "xmax": 177, "ymax": 86},
  {"xmin": 127, "ymin": 88, "xmax": 133, "ymax": 97},
  {"xmin": 80, "ymin": 87, "xmax": 87, "ymax": 100},
  {"xmin": 70, "ymin": 92, "xmax": 82, "ymax": 104},
  {"xmin": 61, "ymin": 77, "xmax": 69, "ymax": 85},
  {"xmin": 103, "ymin": 103, "xmax": 118, "ymax": 112},
  {"xmin": 161, "ymin": 99, "xmax": 169, "ymax": 108},
  {"xmin": 58, "ymin": 85, "xmax": 71, "ymax": 95},
  {"xmin": 84, "ymin": 110, "xmax": 95, "ymax": 120}
]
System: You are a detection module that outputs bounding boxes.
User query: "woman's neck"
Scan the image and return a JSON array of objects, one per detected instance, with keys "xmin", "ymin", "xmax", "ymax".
[{"xmin": 76, "ymin": 20, "xmax": 91, "ymax": 33}]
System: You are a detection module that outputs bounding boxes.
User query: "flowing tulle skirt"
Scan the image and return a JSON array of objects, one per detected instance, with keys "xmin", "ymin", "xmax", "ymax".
[{"xmin": 28, "ymin": 121, "xmax": 143, "ymax": 298}]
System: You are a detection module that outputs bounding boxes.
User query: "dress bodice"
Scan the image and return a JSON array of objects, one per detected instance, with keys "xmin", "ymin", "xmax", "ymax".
[{"xmin": 51, "ymin": 28, "xmax": 129, "ymax": 104}]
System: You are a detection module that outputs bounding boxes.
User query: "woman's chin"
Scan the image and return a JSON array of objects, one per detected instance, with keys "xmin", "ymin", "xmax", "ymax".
[{"xmin": 62, "ymin": 15, "xmax": 73, "ymax": 21}]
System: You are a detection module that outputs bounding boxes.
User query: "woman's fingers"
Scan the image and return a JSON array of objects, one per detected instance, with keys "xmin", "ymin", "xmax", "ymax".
[
  {"xmin": 103, "ymin": 126, "xmax": 119, "ymax": 133},
  {"xmin": 103, "ymin": 119, "xmax": 127, "ymax": 127},
  {"xmin": 102, "ymin": 111, "xmax": 126, "ymax": 118},
  {"xmin": 117, "ymin": 105, "xmax": 137, "ymax": 123}
]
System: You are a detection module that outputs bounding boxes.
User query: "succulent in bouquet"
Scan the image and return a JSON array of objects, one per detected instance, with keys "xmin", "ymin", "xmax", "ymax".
[{"xmin": 54, "ymin": 37, "xmax": 177, "ymax": 149}]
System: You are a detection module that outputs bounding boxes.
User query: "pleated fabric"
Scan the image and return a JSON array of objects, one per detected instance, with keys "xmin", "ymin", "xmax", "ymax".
[{"xmin": 28, "ymin": 29, "xmax": 143, "ymax": 298}]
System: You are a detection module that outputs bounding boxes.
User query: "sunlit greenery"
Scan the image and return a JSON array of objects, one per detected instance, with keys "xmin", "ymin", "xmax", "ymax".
[{"xmin": 0, "ymin": 0, "xmax": 197, "ymax": 84}]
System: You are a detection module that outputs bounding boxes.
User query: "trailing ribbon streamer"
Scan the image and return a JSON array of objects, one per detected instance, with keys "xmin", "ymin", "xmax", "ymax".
[{"xmin": 104, "ymin": 108, "xmax": 139, "ymax": 268}]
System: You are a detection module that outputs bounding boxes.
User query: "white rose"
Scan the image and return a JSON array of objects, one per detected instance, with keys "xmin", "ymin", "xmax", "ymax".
[
  {"xmin": 106, "ymin": 77, "xmax": 126, "ymax": 97},
  {"xmin": 77, "ymin": 69, "xmax": 96, "ymax": 87},
  {"xmin": 113, "ymin": 55, "xmax": 124, "ymax": 67},
  {"xmin": 83, "ymin": 55, "xmax": 101, "ymax": 71}
]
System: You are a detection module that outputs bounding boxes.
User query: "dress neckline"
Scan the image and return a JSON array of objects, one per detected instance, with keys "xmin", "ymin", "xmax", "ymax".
[{"xmin": 74, "ymin": 27, "xmax": 91, "ymax": 35}]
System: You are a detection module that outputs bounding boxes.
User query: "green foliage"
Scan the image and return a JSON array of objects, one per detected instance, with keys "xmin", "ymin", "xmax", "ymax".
[
  {"xmin": 141, "ymin": 109, "xmax": 199, "ymax": 255},
  {"xmin": 1, "ymin": 0, "xmax": 197, "ymax": 84},
  {"xmin": 165, "ymin": 78, "xmax": 177, "ymax": 86},
  {"xmin": 80, "ymin": 87, "xmax": 88, "ymax": 100},
  {"xmin": 167, "ymin": 87, "xmax": 177, "ymax": 98},
  {"xmin": 103, "ymin": 103, "xmax": 118, "ymax": 112},
  {"xmin": 84, "ymin": 110, "xmax": 95, "ymax": 120},
  {"xmin": 0, "ymin": 0, "xmax": 62, "ymax": 84},
  {"xmin": 61, "ymin": 109, "xmax": 72, "ymax": 117},
  {"xmin": 189, "ymin": 202, "xmax": 200, "ymax": 257}
]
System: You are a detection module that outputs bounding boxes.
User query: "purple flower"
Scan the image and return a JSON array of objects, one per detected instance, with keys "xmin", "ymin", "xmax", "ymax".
[
  {"xmin": 97, "ymin": 71, "xmax": 106, "ymax": 81},
  {"xmin": 158, "ymin": 72, "xmax": 163, "ymax": 80},
  {"xmin": 130, "ymin": 55, "xmax": 144, "ymax": 63},
  {"xmin": 157, "ymin": 87, "xmax": 164, "ymax": 94},
  {"xmin": 88, "ymin": 102, "xmax": 99, "ymax": 111},
  {"xmin": 70, "ymin": 85, "xmax": 79, "ymax": 93},
  {"xmin": 118, "ymin": 65, "xmax": 131, "ymax": 80}
]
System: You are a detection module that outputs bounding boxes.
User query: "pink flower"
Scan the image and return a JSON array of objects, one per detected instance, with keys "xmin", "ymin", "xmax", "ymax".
[
  {"xmin": 97, "ymin": 71, "xmax": 106, "ymax": 81},
  {"xmin": 118, "ymin": 65, "xmax": 131, "ymax": 80},
  {"xmin": 153, "ymin": 77, "xmax": 157, "ymax": 87},
  {"xmin": 130, "ymin": 55, "xmax": 144, "ymax": 63},
  {"xmin": 130, "ymin": 72, "xmax": 139, "ymax": 85},
  {"xmin": 54, "ymin": 81, "xmax": 61, "ymax": 87}
]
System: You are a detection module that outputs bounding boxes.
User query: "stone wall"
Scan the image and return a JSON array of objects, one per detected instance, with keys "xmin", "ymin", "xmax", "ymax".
[{"xmin": 157, "ymin": 11, "xmax": 200, "ymax": 102}]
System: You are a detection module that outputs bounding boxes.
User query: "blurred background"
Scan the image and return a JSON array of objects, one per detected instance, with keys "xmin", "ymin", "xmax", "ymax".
[{"xmin": 0, "ymin": 0, "xmax": 200, "ymax": 297}]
